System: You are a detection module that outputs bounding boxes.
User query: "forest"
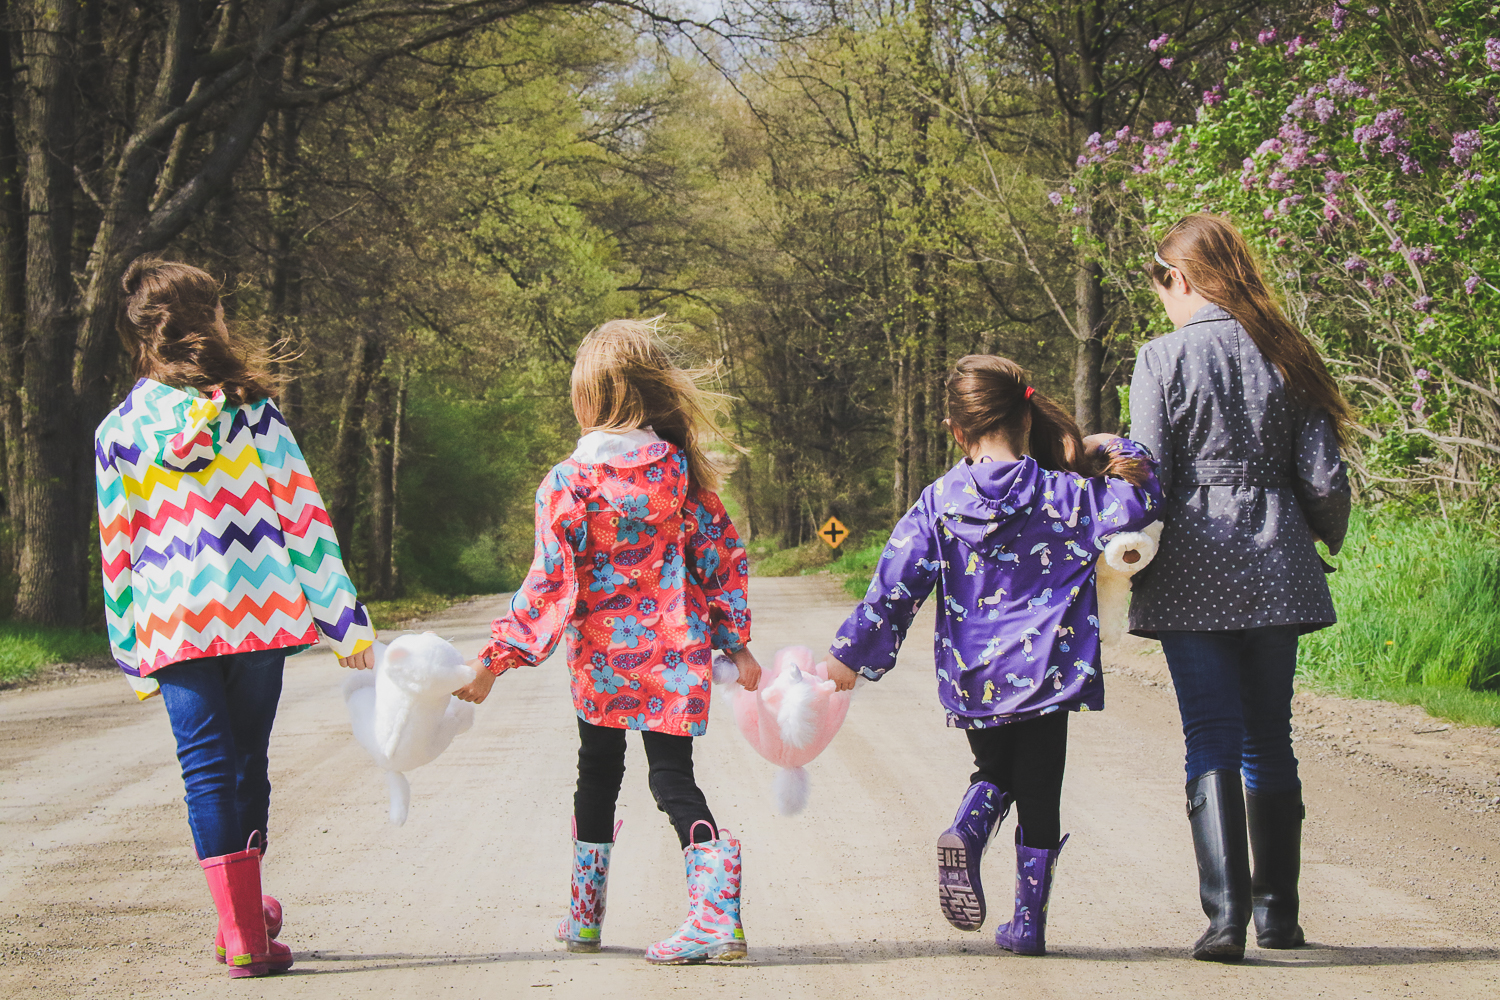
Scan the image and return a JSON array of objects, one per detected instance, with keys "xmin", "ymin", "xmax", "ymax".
[{"xmin": 1, "ymin": 0, "xmax": 1497, "ymax": 679}]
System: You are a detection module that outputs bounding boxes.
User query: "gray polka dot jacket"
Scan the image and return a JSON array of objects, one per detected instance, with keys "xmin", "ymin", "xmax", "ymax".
[{"xmin": 1128, "ymin": 304, "xmax": 1351, "ymax": 636}]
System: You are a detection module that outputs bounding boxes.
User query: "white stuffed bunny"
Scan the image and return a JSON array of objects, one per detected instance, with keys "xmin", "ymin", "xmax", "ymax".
[
  {"xmin": 1095, "ymin": 521, "xmax": 1164, "ymax": 644},
  {"xmin": 344, "ymin": 633, "xmax": 476, "ymax": 825}
]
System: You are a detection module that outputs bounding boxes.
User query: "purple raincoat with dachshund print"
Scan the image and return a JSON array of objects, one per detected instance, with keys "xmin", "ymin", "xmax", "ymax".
[{"xmin": 832, "ymin": 440, "xmax": 1162, "ymax": 728}]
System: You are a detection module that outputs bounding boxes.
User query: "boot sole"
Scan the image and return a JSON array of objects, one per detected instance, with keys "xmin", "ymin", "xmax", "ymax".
[
  {"xmin": 563, "ymin": 940, "xmax": 602, "ymax": 953},
  {"xmin": 937, "ymin": 833, "xmax": 984, "ymax": 931},
  {"xmin": 646, "ymin": 942, "xmax": 747, "ymax": 965},
  {"xmin": 1192, "ymin": 942, "xmax": 1245, "ymax": 963}
]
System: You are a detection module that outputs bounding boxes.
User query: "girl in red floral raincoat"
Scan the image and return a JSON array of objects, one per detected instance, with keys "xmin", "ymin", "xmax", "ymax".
[{"xmin": 455, "ymin": 318, "xmax": 761, "ymax": 965}]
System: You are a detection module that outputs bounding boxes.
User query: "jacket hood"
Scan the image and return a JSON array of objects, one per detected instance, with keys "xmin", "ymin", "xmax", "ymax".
[
  {"xmin": 573, "ymin": 428, "xmax": 689, "ymax": 524},
  {"xmin": 930, "ymin": 456, "xmax": 1042, "ymax": 552},
  {"xmin": 129, "ymin": 379, "xmax": 228, "ymax": 472}
]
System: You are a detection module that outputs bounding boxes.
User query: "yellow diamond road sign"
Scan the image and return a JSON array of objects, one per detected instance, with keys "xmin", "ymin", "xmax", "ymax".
[{"xmin": 819, "ymin": 516, "xmax": 849, "ymax": 549}]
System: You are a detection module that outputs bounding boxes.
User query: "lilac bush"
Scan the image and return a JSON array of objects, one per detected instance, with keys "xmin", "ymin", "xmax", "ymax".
[{"xmin": 1059, "ymin": 0, "xmax": 1500, "ymax": 519}]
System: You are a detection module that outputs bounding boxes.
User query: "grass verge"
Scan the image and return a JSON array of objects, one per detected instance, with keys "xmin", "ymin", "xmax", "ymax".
[
  {"xmin": 0, "ymin": 623, "xmax": 112, "ymax": 685},
  {"xmin": 365, "ymin": 593, "xmax": 465, "ymax": 631},
  {"xmin": 1296, "ymin": 510, "xmax": 1500, "ymax": 727}
]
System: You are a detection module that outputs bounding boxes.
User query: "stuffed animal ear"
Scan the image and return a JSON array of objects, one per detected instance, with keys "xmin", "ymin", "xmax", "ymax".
[{"xmin": 385, "ymin": 647, "xmax": 409, "ymax": 663}]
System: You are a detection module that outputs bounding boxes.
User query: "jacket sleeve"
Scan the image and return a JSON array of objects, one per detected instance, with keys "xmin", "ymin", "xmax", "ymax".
[
  {"xmin": 1042, "ymin": 438, "xmax": 1164, "ymax": 546},
  {"xmin": 684, "ymin": 489, "xmax": 751, "ymax": 653},
  {"xmin": 829, "ymin": 495, "xmax": 941, "ymax": 681},
  {"xmin": 1129, "ymin": 347, "xmax": 1174, "ymax": 495},
  {"xmin": 251, "ymin": 399, "xmax": 374, "ymax": 657},
  {"xmin": 1294, "ymin": 408, "xmax": 1352, "ymax": 554},
  {"xmin": 95, "ymin": 437, "xmax": 158, "ymax": 700},
  {"xmin": 479, "ymin": 467, "xmax": 585, "ymax": 674}
]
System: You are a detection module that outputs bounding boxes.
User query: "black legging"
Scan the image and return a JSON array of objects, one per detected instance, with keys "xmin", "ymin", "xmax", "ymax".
[
  {"xmin": 966, "ymin": 712, "xmax": 1069, "ymax": 850},
  {"xmin": 574, "ymin": 718, "xmax": 716, "ymax": 848}
]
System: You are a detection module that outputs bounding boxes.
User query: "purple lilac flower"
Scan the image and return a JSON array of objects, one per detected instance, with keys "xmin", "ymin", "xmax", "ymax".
[
  {"xmin": 1231, "ymin": 40, "xmax": 1241, "ymax": 53},
  {"xmin": 1267, "ymin": 171, "xmax": 1293, "ymax": 190},
  {"xmin": 1257, "ymin": 137, "xmax": 1285, "ymax": 155},
  {"xmin": 1412, "ymin": 396, "xmax": 1425, "ymax": 415},
  {"xmin": 1048, "ymin": 191, "xmax": 1063, "ymax": 206},
  {"xmin": 1323, "ymin": 199, "xmax": 1343, "ymax": 222},
  {"xmin": 1148, "ymin": 33, "xmax": 1170, "ymax": 52},
  {"xmin": 1384, "ymin": 199, "xmax": 1402, "ymax": 222},
  {"xmin": 1382, "ymin": 273, "xmax": 1398, "ymax": 288},
  {"xmin": 1203, "ymin": 87, "xmax": 1224, "ymax": 107},
  {"xmin": 1314, "ymin": 97, "xmax": 1338, "ymax": 122},
  {"xmin": 1159, "ymin": 57, "xmax": 1175, "ymax": 70},
  {"xmin": 1286, "ymin": 36, "xmax": 1304, "ymax": 57},
  {"xmin": 1103, "ymin": 140, "xmax": 1119, "ymax": 154},
  {"xmin": 1466, "ymin": 275, "xmax": 1482, "ymax": 295},
  {"xmin": 1263, "ymin": 207, "xmax": 1276, "ymax": 220},
  {"xmin": 1281, "ymin": 146, "xmax": 1312, "ymax": 171},
  {"xmin": 1258, "ymin": 28, "xmax": 1277, "ymax": 45},
  {"xmin": 1086, "ymin": 132, "xmax": 1102, "ymax": 150},
  {"xmin": 1414, "ymin": 368, "xmax": 1431, "ymax": 381},
  {"xmin": 1332, "ymin": 5, "xmax": 1348, "ymax": 33},
  {"xmin": 1411, "ymin": 296, "xmax": 1434, "ymax": 313},
  {"xmin": 1153, "ymin": 121, "xmax": 1173, "ymax": 138},
  {"xmin": 1343, "ymin": 256, "xmax": 1368, "ymax": 273},
  {"xmin": 1458, "ymin": 210, "xmax": 1477, "ymax": 233},
  {"xmin": 1486, "ymin": 39, "xmax": 1500, "ymax": 73},
  {"xmin": 1076, "ymin": 154, "xmax": 1087, "ymax": 166},
  {"xmin": 1450, "ymin": 130, "xmax": 1482, "ymax": 168},
  {"xmin": 1323, "ymin": 170, "xmax": 1346, "ymax": 192},
  {"xmin": 1397, "ymin": 153, "xmax": 1423, "ymax": 175},
  {"xmin": 1325, "ymin": 70, "xmax": 1369, "ymax": 101}
]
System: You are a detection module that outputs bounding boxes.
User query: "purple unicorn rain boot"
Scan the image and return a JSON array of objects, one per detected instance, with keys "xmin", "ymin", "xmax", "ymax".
[
  {"xmin": 555, "ymin": 820, "xmax": 619, "ymax": 953},
  {"xmin": 937, "ymin": 781, "xmax": 1012, "ymax": 931},
  {"xmin": 994, "ymin": 828, "xmax": 1068, "ymax": 956}
]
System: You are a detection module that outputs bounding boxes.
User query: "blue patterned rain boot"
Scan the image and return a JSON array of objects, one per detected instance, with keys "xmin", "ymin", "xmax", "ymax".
[
  {"xmin": 645, "ymin": 824, "xmax": 747, "ymax": 965},
  {"xmin": 555, "ymin": 821, "xmax": 617, "ymax": 953},
  {"xmin": 994, "ymin": 829, "xmax": 1068, "ymax": 956},
  {"xmin": 937, "ymin": 782, "xmax": 1012, "ymax": 930}
]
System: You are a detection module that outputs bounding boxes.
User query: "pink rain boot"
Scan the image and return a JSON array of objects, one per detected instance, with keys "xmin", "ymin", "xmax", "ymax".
[
  {"xmin": 555, "ymin": 820, "xmax": 620, "ymax": 953},
  {"xmin": 645, "ymin": 822, "xmax": 747, "ymax": 965},
  {"xmin": 200, "ymin": 835, "xmax": 292, "ymax": 977},
  {"xmin": 213, "ymin": 836, "xmax": 283, "ymax": 963}
]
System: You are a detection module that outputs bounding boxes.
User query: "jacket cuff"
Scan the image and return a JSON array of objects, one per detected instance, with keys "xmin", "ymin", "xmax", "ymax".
[{"xmin": 479, "ymin": 642, "xmax": 523, "ymax": 675}]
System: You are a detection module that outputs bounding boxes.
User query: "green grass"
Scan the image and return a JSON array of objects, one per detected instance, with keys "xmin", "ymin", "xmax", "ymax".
[
  {"xmin": 1297, "ymin": 511, "xmax": 1500, "ymax": 727},
  {"xmin": 828, "ymin": 538, "xmax": 887, "ymax": 598},
  {"xmin": 0, "ymin": 623, "xmax": 112, "ymax": 684},
  {"xmin": 746, "ymin": 537, "xmax": 838, "ymax": 577},
  {"xmin": 365, "ymin": 593, "xmax": 466, "ymax": 631}
]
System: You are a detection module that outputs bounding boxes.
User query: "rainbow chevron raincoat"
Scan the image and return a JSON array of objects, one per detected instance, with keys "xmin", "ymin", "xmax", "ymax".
[{"xmin": 95, "ymin": 379, "xmax": 375, "ymax": 699}]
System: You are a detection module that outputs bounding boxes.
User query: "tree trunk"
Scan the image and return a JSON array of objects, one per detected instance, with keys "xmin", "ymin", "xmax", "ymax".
[
  {"xmin": 14, "ymin": 0, "xmax": 84, "ymax": 626},
  {"xmin": 0, "ymin": 7, "xmax": 28, "ymax": 602},
  {"xmin": 327, "ymin": 333, "xmax": 384, "ymax": 568},
  {"xmin": 367, "ymin": 375, "xmax": 396, "ymax": 600},
  {"xmin": 1073, "ymin": 256, "xmax": 1106, "ymax": 435}
]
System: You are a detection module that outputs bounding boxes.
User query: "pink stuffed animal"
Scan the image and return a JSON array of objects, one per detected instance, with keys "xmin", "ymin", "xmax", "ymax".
[{"xmin": 724, "ymin": 645, "xmax": 853, "ymax": 815}]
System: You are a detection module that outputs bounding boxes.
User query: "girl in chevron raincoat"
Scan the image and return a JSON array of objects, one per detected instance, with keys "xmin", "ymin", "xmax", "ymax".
[
  {"xmin": 826, "ymin": 355, "xmax": 1162, "ymax": 957},
  {"xmin": 453, "ymin": 317, "xmax": 761, "ymax": 965},
  {"xmin": 95, "ymin": 259, "xmax": 376, "ymax": 978}
]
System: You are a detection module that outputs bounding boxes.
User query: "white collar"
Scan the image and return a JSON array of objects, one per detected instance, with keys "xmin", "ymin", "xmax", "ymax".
[{"xmin": 571, "ymin": 426, "xmax": 662, "ymax": 464}]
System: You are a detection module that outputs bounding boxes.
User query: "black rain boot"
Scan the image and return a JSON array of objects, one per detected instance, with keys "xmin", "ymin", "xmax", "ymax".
[
  {"xmin": 1247, "ymin": 788, "xmax": 1307, "ymax": 948},
  {"xmin": 1186, "ymin": 770, "xmax": 1251, "ymax": 962}
]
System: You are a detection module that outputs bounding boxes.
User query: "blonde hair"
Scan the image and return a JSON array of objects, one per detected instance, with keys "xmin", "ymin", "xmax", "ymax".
[{"xmin": 570, "ymin": 316, "xmax": 727, "ymax": 492}]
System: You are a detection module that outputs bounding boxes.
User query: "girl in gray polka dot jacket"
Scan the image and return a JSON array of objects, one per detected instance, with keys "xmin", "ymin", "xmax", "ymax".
[{"xmin": 1132, "ymin": 213, "xmax": 1353, "ymax": 964}]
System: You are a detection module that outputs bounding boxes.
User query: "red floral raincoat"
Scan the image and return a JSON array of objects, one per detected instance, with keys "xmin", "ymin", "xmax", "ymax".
[{"xmin": 479, "ymin": 434, "xmax": 750, "ymax": 735}]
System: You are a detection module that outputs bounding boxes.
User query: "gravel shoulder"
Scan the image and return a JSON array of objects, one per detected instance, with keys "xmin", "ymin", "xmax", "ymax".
[{"xmin": 1, "ymin": 577, "xmax": 1497, "ymax": 999}]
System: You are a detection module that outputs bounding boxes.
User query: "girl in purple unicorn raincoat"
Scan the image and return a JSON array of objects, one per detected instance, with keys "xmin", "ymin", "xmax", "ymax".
[{"xmin": 827, "ymin": 355, "xmax": 1162, "ymax": 956}]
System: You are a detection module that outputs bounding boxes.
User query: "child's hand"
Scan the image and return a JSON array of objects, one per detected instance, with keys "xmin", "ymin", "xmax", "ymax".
[
  {"xmin": 338, "ymin": 647, "xmax": 375, "ymax": 671},
  {"xmin": 826, "ymin": 656, "xmax": 859, "ymax": 692},
  {"xmin": 1082, "ymin": 433, "xmax": 1121, "ymax": 457},
  {"xmin": 730, "ymin": 647, "xmax": 761, "ymax": 692},
  {"xmin": 454, "ymin": 660, "xmax": 497, "ymax": 704}
]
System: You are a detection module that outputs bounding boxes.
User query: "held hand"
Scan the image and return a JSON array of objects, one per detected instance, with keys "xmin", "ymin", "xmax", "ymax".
[
  {"xmin": 826, "ymin": 655, "xmax": 859, "ymax": 692},
  {"xmin": 338, "ymin": 646, "xmax": 375, "ymax": 671},
  {"xmin": 453, "ymin": 660, "xmax": 497, "ymax": 704},
  {"xmin": 731, "ymin": 647, "xmax": 762, "ymax": 692}
]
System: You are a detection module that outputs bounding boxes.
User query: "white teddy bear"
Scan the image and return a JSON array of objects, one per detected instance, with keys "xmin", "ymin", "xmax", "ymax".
[
  {"xmin": 1095, "ymin": 521, "xmax": 1164, "ymax": 644},
  {"xmin": 343, "ymin": 633, "xmax": 476, "ymax": 825}
]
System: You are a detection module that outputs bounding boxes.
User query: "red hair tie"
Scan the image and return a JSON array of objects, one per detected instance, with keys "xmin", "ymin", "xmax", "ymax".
[{"xmin": 1024, "ymin": 386, "xmax": 1035, "ymax": 399}]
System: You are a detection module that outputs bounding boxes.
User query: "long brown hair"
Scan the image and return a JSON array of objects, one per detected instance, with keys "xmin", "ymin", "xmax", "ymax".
[
  {"xmin": 945, "ymin": 355, "xmax": 1147, "ymax": 485},
  {"xmin": 117, "ymin": 257, "xmax": 281, "ymax": 406},
  {"xmin": 1150, "ymin": 213, "xmax": 1354, "ymax": 443},
  {"xmin": 570, "ymin": 316, "xmax": 727, "ymax": 492}
]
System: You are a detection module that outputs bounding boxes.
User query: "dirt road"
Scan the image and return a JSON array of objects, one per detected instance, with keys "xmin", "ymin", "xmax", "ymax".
[{"xmin": 2, "ymin": 577, "xmax": 1498, "ymax": 999}]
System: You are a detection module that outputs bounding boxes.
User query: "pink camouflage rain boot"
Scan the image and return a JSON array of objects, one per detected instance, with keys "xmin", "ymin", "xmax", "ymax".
[
  {"xmin": 556, "ymin": 820, "xmax": 620, "ymax": 952},
  {"xmin": 645, "ymin": 822, "xmax": 747, "ymax": 964}
]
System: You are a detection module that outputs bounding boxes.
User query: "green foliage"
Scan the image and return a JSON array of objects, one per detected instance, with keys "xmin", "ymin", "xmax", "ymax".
[
  {"xmin": 1067, "ymin": 1, "xmax": 1500, "ymax": 520},
  {"xmin": 365, "ymin": 593, "xmax": 465, "ymax": 632},
  {"xmin": 1298, "ymin": 510, "xmax": 1500, "ymax": 702},
  {"xmin": 829, "ymin": 537, "xmax": 888, "ymax": 598},
  {"xmin": 0, "ymin": 624, "xmax": 111, "ymax": 684}
]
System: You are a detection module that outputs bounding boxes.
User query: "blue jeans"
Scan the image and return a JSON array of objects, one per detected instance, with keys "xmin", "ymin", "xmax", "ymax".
[
  {"xmin": 155, "ymin": 649, "xmax": 286, "ymax": 859},
  {"xmin": 1157, "ymin": 627, "xmax": 1302, "ymax": 795}
]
